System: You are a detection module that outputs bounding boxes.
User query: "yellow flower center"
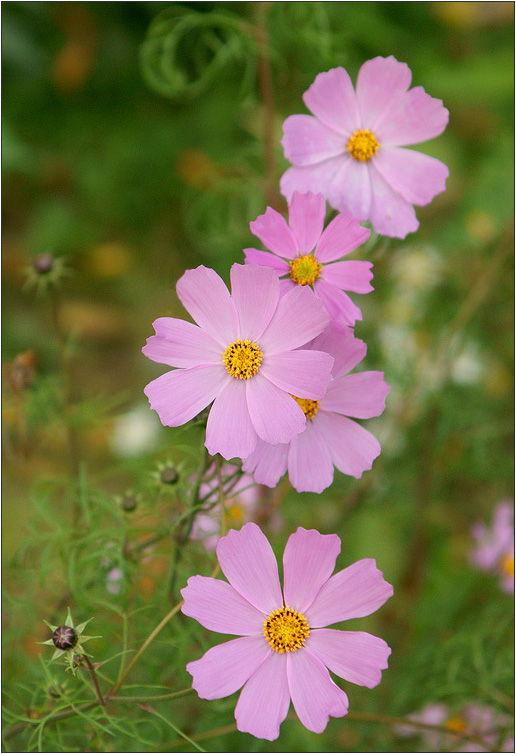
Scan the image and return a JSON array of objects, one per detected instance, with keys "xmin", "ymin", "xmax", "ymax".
[
  {"xmin": 223, "ymin": 340, "xmax": 263, "ymax": 379},
  {"xmin": 347, "ymin": 129, "xmax": 380, "ymax": 162},
  {"xmin": 445, "ymin": 715, "xmax": 467, "ymax": 734},
  {"xmin": 500, "ymin": 552, "xmax": 514, "ymax": 577},
  {"xmin": 226, "ymin": 504, "xmax": 244, "ymax": 527},
  {"xmin": 263, "ymin": 606, "xmax": 310, "ymax": 653},
  {"xmin": 292, "ymin": 395, "xmax": 320, "ymax": 420},
  {"xmin": 289, "ymin": 254, "xmax": 322, "ymax": 286}
]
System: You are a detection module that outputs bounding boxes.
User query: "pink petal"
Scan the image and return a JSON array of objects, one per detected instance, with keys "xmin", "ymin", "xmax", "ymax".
[
  {"xmin": 315, "ymin": 211, "xmax": 371, "ymax": 262},
  {"xmin": 279, "ymin": 277, "xmax": 296, "ymax": 296},
  {"xmin": 316, "ymin": 411, "xmax": 381, "ymax": 478},
  {"xmin": 176, "ymin": 266, "xmax": 238, "ymax": 345},
  {"xmin": 307, "ymin": 629, "xmax": 391, "ymax": 688},
  {"xmin": 287, "ymin": 421, "xmax": 335, "ymax": 494},
  {"xmin": 235, "ymin": 652, "xmax": 290, "ymax": 741},
  {"xmin": 181, "ymin": 575, "xmax": 265, "ymax": 635},
  {"xmin": 244, "ymin": 248, "xmax": 290, "ymax": 275},
  {"xmin": 311, "ymin": 327, "xmax": 367, "ymax": 379},
  {"xmin": 306, "ymin": 558, "xmax": 393, "ymax": 627},
  {"xmin": 303, "ymin": 67, "xmax": 361, "ymax": 134},
  {"xmin": 144, "ymin": 365, "xmax": 228, "ymax": 427},
  {"xmin": 260, "ymin": 350, "xmax": 334, "ymax": 400},
  {"xmin": 314, "ymin": 279, "xmax": 363, "ymax": 329},
  {"xmin": 323, "ymin": 372, "xmax": 390, "ymax": 418},
  {"xmin": 281, "ymin": 114, "xmax": 345, "ymax": 167},
  {"xmin": 246, "ymin": 373, "xmax": 306, "ymax": 445},
  {"xmin": 142, "ymin": 317, "xmax": 222, "ymax": 368},
  {"xmin": 242, "ymin": 440, "xmax": 288, "ymax": 488},
  {"xmin": 280, "ymin": 159, "xmax": 343, "ymax": 203},
  {"xmin": 286, "ymin": 649, "xmax": 348, "ymax": 733},
  {"xmin": 282, "ymin": 527, "xmax": 341, "ymax": 613},
  {"xmin": 216, "ymin": 522, "xmax": 283, "ymax": 613},
  {"xmin": 205, "ymin": 379, "xmax": 258, "ymax": 460},
  {"xmin": 374, "ymin": 147, "xmax": 449, "ymax": 206},
  {"xmin": 355, "ymin": 56, "xmax": 412, "ymax": 132},
  {"xmin": 377, "ymin": 85, "xmax": 449, "ymax": 146},
  {"xmin": 288, "ymin": 192, "xmax": 326, "ymax": 253},
  {"xmin": 260, "ymin": 285, "xmax": 330, "ymax": 352},
  {"xmin": 230, "ymin": 263, "xmax": 279, "ymax": 341},
  {"xmin": 249, "ymin": 207, "xmax": 298, "ymax": 259},
  {"xmin": 326, "ymin": 157, "xmax": 373, "ymax": 221},
  {"xmin": 322, "ymin": 260, "xmax": 374, "ymax": 293},
  {"xmin": 368, "ymin": 165, "xmax": 419, "ymax": 238},
  {"xmin": 186, "ymin": 636, "xmax": 270, "ymax": 700}
]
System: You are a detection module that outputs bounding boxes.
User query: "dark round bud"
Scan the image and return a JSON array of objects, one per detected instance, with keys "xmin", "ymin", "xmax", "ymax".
[
  {"xmin": 52, "ymin": 626, "xmax": 78, "ymax": 650},
  {"xmin": 121, "ymin": 494, "xmax": 138, "ymax": 512},
  {"xmin": 33, "ymin": 254, "xmax": 55, "ymax": 274},
  {"xmin": 160, "ymin": 467, "xmax": 179, "ymax": 485}
]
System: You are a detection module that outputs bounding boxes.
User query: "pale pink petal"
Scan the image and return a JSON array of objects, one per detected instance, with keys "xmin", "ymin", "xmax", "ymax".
[
  {"xmin": 311, "ymin": 327, "xmax": 367, "ymax": 379},
  {"xmin": 286, "ymin": 649, "xmax": 348, "ymax": 733},
  {"xmin": 288, "ymin": 421, "xmax": 335, "ymax": 494},
  {"xmin": 242, "ymin": 440, "xmax": 288, "ymax": 488},
  {"xmin": 216, "ymin": 522, "xmax": 283, "ymax": 613},
  {"xmin": 260, "ymin": 285, "xmax": 330, "ymax": 352},
  {"xmin": 288, "ymin": 192, "xmax": 326, "ymax": 254},
  {"xmin": 307, "ymin": 629, "xmax": 391, "ymax": 688},
  {"xmin": 322, "ymin": 261, "xmax": 374, "ymax": 293},
  {"xmin": 281, "ymin": 115, "xmax": 345, "ymax": 167},
  {"xmin": 323, "ymin": 372, "xmax": 390, "ymax": 418},
  {"xmin": 315, "ymin": 211, "xmax": 371, "ymax": 262},
  {"xmin": 377, "ymin": 86, "xmax": 449, "ymax": 146},
  {"xmin": 326, "ymin": 157, "xmax": 373, "ymax": 221},
  {"xmin": 181, "ymin": 575, "xmax": 265, "ymax": 635},
  {"xmin": 176, "ymin": 266, "xmax": 238, "ymax": 345},
  {"xmin": 280, "ymin": 159, "xmax": 343, "ymax": 203},
  {"xmin": 205, "ymin": 379, "xmax": 258, "ymax": 460},
  {"xmin": 314, "ymin": 279, "xmax": 362, "ymax": 329},
  {"xmin": 144, "ymin": 365, "xmax": 228, "ymax": 427},
  {"xmin": 244, "ymin": 248, "xmax": 290, "ymax": 275},
  {"xmin": 368, "ymin": 164, "xmax": 419, "ymax": 238},
  {"xmin": 306, "ymin": 558, "xmax": 393, "ymax": 627},
  {"xmin": 282, "ymin": 527, "xmax": 341, "ymax": 613},
  {"xmin": 230, "ymin": 263, "xmax": 279, "ymax": 341},
  {"xmin": 142, "ymin": 318, "xmax": 222, "ymax": 368},
  {"xmin": 316, "ymin": 411, "xmax": 381, "ymax": 478},
  {"xmin": 374, "ymin": 147, "xmax": 449, "ymax": 206},
  {"xmin": 260, "ymin": 350, "xmax": 334, "ymax": 400},
  {"xmin": 235, "ymin": 652, "xmax": 290, "ymax": 741},
  {"xmin": 279, "ymin": 277, "xmax": 296, "ymax": 296},
  {"xmin": 186, "ymin": 636, "xmax": 270, "ymax": 700},
  {"xmin": 355, "ymin": 56, "xmax": 412, "ymax": 132},
  {"xmin": 249, "ymin": 207, "xmax": 298, "ymax": 259},
  {"xmin": 246, "ymin": 373, "xmax": 306, "ymax": 445},
  {"xmin": 303, "ymin": 67, "xmax": 361, "ymax": 134}
]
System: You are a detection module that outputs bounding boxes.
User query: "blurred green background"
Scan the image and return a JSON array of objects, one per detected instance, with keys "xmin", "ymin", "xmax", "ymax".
[{"xmin": 3, "ymin": 2, "xmax": 514, "ymax": 752}]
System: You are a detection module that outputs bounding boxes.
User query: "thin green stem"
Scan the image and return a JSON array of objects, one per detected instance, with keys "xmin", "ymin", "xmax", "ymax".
[
  {"xmin": 83, "ymin": 656, "xmax": 106, "ymax": 706},
  {"xmin": 109, "ymin": 688, "xmax": 194, "ymax": 703}
]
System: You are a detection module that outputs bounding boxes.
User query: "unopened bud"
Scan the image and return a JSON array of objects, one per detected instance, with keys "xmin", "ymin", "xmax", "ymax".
[
  {"xmin": 160, "ymin": 466, "xmax": 179, "ymax": 485},
  {"xmin": 52, "ymin": 626, "xmax": 78, "ymax": 650},
  {"xmin": 33, "ymin": 254, "xmax": 55, "ymax": 274}
]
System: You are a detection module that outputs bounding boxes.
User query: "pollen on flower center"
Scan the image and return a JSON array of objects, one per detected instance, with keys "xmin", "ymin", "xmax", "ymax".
[
  {"xmin": 223, "ymin": 340, "xmax": 263, "ymax": 379},
  {"xmin": 292, "ymin": 395, "xmax": 320, "ymax": 420},
  {"xmin": 289, "ymin": 254, "xmax": 322, "ymax": 286},
  {"xmin": 445, "ymin": 716, "xmax": 467, "ymax": 734},
  {"xmin": 264, "ymin": 606, "xmax": 310, "ymax": 653},
  {"xmin": 500, "ymin": 552, "xmax": 514, "ymax": 577},
  {"xmin": 347, "ymin": 129, "xmax": 380, "ymax": 162}
]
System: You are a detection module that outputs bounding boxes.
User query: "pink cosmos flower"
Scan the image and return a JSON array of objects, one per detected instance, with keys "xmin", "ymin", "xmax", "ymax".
[
  {"xmin": 142, "ymin": 263, "xmax": 334, "ymax": 461},
  {"xmin": 244, "ymin": 191, "xmax": 372, "ymax": 330},
  {"xmin": 181, "ymin": 522, "xmax": 393, "ymax": 741},
  {"xmin": 190, "ymin": 464, "xmax": 260, "ymax": 551},
  {"xmin": 471, "ymin": 500, "xmax": 514, "ymax": 594},
  {"xmin": 242, "ymin": 326, "xmax": 389, "ymax": 492},
  {"xmin": 280, "ymin": 56, "xmax": 449, "ymax": 239}
]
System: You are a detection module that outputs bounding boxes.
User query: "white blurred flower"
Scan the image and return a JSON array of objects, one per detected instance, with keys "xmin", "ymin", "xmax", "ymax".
[{"xmin": 110, "ymin": 404, "xmax": 161, "ymax": 458}]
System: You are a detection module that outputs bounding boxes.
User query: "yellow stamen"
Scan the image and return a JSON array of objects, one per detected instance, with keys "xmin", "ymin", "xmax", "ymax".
[
  {"xmin": 264, "ymin": 606, "xmax": 310, "ymax": 653},
  {"xmin": 292, "ymin": 395, "xmax": 320, "ymax": 420},
  {"xmin": 223, "ymin": 340, "xmax": 263, "ymax": 379},
  {"xmin": 500, "ymin": 552, "xmax": 514, "ymax": 578},
  {"xmin": 289, "ymin": 254, "xmax": 322, "ymax": 286},
  {"xmin": 445, "ymin": 715, "xmax": 467, "ymax": 734},
  {"xmin": 347, "ymin": 129, "xmax": 380, "ymax": 162}
]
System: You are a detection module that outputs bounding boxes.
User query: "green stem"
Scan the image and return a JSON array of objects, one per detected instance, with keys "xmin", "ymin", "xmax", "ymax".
[
  {"xmin": 83, "ymin": 656, "xmax": 105, "ymax": 706},
  {"xmin": 109, "ymin": 688, "xmax": 194, "ymax": 703}
]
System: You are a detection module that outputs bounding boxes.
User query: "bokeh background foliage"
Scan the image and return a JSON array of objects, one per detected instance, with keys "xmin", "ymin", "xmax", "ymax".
[{"xmin": 2, "ymin": 2, "xmax": 514, "ymax": 752}]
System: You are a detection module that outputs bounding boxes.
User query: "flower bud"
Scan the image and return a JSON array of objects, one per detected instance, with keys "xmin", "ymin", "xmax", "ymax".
[
  {"xmin": 33, "ymin": 253, "xmax": 55, "ymax": 274},
  {"xmin": 160, "ymin": 466, "xmax": 179, "ymax": 485},
  {"xmin": 121, "ymin": 494, "xmax": 138, "ymax": 512},
  {"xmin": 52, "ymin": 626, "xmax": 78, "ymax": 650}
]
